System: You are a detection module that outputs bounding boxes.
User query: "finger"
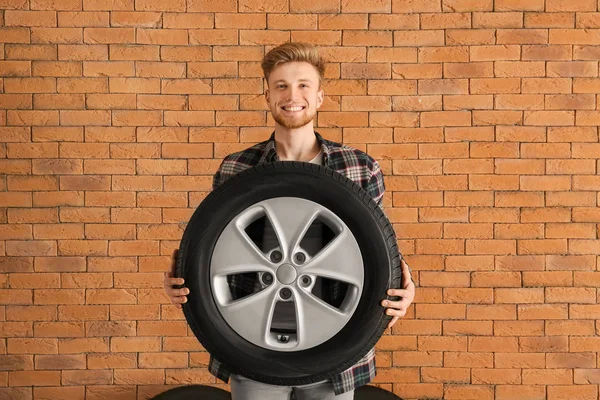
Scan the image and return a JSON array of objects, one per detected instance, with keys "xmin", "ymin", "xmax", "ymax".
[
  {"xmin": 385, "ymin": 308, "xmax": 406, "ymax": 317},
  {"xmin": 387, "ymin": 316, "xmax": 399, "ymax": 329},
  {"xmin": 401, "ymin": 259, "xmax": 412, "ymax": 287},
  {"xmin": 386, "ymin": 288, "xmax": 410, "ymax": 297},
  {"xmin": 381, "ymin": 299, "xmax": 408, "ymax": 310},
  {"xmin": 170, "ymin": 296, "xmax": 187, "ymax": 304},
  {"xmin": 165, "ymin": 277, "xmax": 185, "ymax": 286},
  {"xmin": 167, "ymin": 287, "xmax": 189, "ymax": 296}
]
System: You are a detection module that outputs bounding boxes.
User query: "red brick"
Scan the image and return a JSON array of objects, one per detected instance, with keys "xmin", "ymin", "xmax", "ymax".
[
  {"xmin": 85, "ymin": 320, "xmax": 135, "ymax": 337},
  {"xmin": 87, "ymin": 353, "xmax": 136, "ymax": 369},
  {"xmin": 470, "ymin": 45, "xmax": 520, "ymax": 61},
  {"xmin": 137, "ymin": 352, "xmax": 187, "ymax": 369},
  {"xmin": 571, "ymin": 338, "xmax": 600, "ymax": 353},
  {"xmin": 62, "ymin": 369, "xmax": 113, "ymax": 385},
  {"xmin": 495, "ymin": 353, "xmax": 545, "ymax": 368},
  {"xmin": 421, "ymin": 13, "xmax": 471, "ymax": 29},
  {"xmin": 82, "ymin": 61, "xmax": 133, "ymax": 77},
  {"xmin": 30, "ymin": 27, "xmax": 83, "ymax": 44},
  {"xmin": 108, "ymin": 240, "xmax": 159, "ymax": 256},
  {"xmin": 110, "ymin": 304, "xmax": 159, "ymax": 320},
  {"xmin": 136, "ymin": 29, "xmax": 188, "ymax": 45},
  {"xmin": 109, "ymin": 44, "xmax": 158, "ymax": 61},
  {"xmin": 523, "ymin": 369, "xmax": 572, "ymax": 385},
  {"xmin": 57, "ymin": 44, "xmax": 108, "ymax": 61},
  {"xmin": 496, "ymin": 321, "xmax": 545, "ymax": 337},
  {"xmin": 0, "ymin": 0, "xmax": 28, "ymax": 9},
  {"xmin": 136, "ymin": 0, "xmax": 185, "ymax": 11},
  {"xmin": 0, "ymin": 61, "xmax": 31, "ymax": 77},
  {"xmin": 83, "ymin": 224, "xmax": 135, "ymax": 240},
  {"xmin": 5, "ymin": 44, "xmax": 55, "ymax": 60},
  {"xmin": 473, "ymin": 12, "xmax": 523, "ymax": 28},
  {"xmin": 470, "ymin": 78, "xmax": 520, "ymax": 94},
  {"xmin": 443, "ymin": 352, "xmax": 493, "ymax": 369},
  {"xmin": 35, "ymin": 321, "xmax": 85, "ymax": 338},
  {"xmin": 421, "ymin": 367, "xmax": 470, "ymax": 383},
  {"xmin": 526, "ymin": 12, "xmax": 575, "ymax": 28},
  {"xmin": 547, "ymin": 320, "xmax": 595, "ymax": 336},
  {"xmin": 5, "ymin": 305, "xmax": 55, "ymax": 321},
  {"xmin": 33, "ymin": 386, "xmax": 85, "ymax": 399},
  {"xmin": 472, "ymin": 368, "xmax": 521, "ymax": 384},
  {"xmin": 111, "ymin": 337, "xmax": 160, "ymax": 353},
  {"xmin": 56, "ymin": 305, "xmax": 108, "ymax": 321},
  {"xmin": 5, "ymin": 11, "xmax": 57, "ymax": 27},
  {"xmin": 10, "ymin": 370, "xmax": 60, "ymax": 386},
  {"xmin": 0, "ymin": 27, "xmax": 30, "ymax": 43},
  {"xmin": 57, "ymin": 338, "xmax": 108, "ymax": 354},
  {"xmin": 113, "ymin": 272, "xmax": 163, "ymax": 288},
  {"xmin": 314, "ymin": 14, "xmax": 365, "ymax": 31},
  {"xmin": 495, "ymin": 0, "xmax": 544, "ymax": 10},
  {"xmin": 548, "ymin": 385, "xmax": 599, "ymax": 400},
  {"xmin": 59, "ymin": 11, "xmax": 109, "ymax": 28},
  {"xmin": 60, "ymin": 272, "xmax": 111, "ymax": 289},
  {"xmin": 496, "ymin": 385, "xmax": 546, "ymax": 400},
  {"xmin": 556, "ymin": 259, "xmax": 597, "ymax": 278},
  {"xmin": 87, "ymin": 257, "xmax": 136, "ymax": 273},
  {"xmin": 112, "ymin": 110, "xmax": 162, "ymax": 126},
  {"xmin": 446, "ymin": 29, "xmax": 496, "ymax": 46},
  {"xmin": 8, "ymin": 110, "xmax": 59, "ymax": 126},
  {"xmin": 83, "ymin": 0, "xmax": 133, "ymax": 11},
  {"xmin": 150, "ymin": 13, "xmax": 208, "ymax": 30},
  {"xmin": 137, "ymin": 321, "xmax": 187, "ymax": 336}
]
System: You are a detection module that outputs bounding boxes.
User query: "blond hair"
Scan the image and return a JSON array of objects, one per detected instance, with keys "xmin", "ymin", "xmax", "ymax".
[{"xmin": 261, "ymin": 42, "xmax": 326, "ymax": 86}]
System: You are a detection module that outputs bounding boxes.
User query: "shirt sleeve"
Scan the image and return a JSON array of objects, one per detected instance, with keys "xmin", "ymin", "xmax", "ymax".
[
  {"xmin": 366, "ymin": 160, "xmax": 386, "ymax": 209},
  {"xmin": 212, "ymin": 166, "xmax": 223, "ymax": 191},
  {"xmin": 367, "ymin": 160, "xmax": 416, "ymax": 287},
  {"xmin": 212, "ymin": 158, "xmax": 228, "ymax": 191}
]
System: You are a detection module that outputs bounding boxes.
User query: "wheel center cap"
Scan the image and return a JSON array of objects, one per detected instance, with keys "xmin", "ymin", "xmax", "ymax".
[{"xmin": 276, "ymin": 264, "xmax": 297, "ymax": 284}]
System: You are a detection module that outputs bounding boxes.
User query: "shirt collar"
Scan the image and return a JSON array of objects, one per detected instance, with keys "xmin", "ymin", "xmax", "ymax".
[{"xmin": 259, "ymin": 131, "xmax": 331, "ymax": 166}]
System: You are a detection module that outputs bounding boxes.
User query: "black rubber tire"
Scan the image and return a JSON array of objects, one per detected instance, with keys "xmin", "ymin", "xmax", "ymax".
[
  {"xmin": 176, "ymin": 161, "xmax": 401, "ymax": 386},
  {"xmin": 150, "ymin": 385, "xmax": 231, "ymax": 400},
  {"xmin": 355, "ymin": 385, "xmax": 403, "ymax": 399}
]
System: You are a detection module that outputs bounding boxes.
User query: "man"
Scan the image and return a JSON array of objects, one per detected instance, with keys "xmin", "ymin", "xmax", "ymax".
[{"xmin": 164, "ymin": 42, "xmax": 416, "ymax": 399}]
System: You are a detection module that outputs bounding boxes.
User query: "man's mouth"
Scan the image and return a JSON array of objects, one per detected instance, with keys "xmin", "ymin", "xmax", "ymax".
[{"xmin": 281, "ymin": 105, "xmax": 305, "ymax": 112}]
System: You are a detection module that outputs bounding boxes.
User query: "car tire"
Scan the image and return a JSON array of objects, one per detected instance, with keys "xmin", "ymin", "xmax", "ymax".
[
  {"xmin": 355, "ymin": 385, "xmax": 403, "ymax": 399},
  {"xmin": 149, "ymin": 385, "xmax": 231, "ymax": 400},
  {"xmin": 176, "ymin": 161, "xmax": 402, "ymax": 386}
]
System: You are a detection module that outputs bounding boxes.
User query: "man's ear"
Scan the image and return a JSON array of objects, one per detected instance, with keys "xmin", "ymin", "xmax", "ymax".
[
  {"xmin": 265, "ymin": 87, "xmax": 270, "ymax": 105},
  {"xmin": 316, "ymin": 88, "xmax": 324, "ymax": 109}
]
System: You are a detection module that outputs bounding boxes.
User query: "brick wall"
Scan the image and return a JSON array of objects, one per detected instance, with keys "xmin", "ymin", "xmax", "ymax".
[{"xmin": 1, "ymin": 0, "xmax": 600, "ymax": 399}]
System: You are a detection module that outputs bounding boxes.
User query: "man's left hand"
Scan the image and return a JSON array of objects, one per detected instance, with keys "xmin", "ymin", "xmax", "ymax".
[{"xmin": 381, "ymin": 258, "xmax": 415, "ymax": 329}]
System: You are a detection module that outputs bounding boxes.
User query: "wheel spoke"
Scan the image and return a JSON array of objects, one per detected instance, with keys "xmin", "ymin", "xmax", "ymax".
[
  {"xmin": 295, "ymin": 289, "xmax": 350, "ymax": 348},
  {"xmin": 211, "ymin": 218, "xmax": 271, "ymax": 278},
  {"xmin": 301, "ymin": 228, "xmax": 364, "ymax": 288},
  {"xmin": 219, "ymin": 286, "xmax": 278, "ymax": 345},
  {"xmin": 262, "ymin": 198, "xmax": 320, "ymax": 255}
]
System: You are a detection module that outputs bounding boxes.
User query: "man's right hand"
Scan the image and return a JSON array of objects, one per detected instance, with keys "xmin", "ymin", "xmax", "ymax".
[{"xmin": 163, "ymin": 250, "xmax": 189, "ymax": 306}]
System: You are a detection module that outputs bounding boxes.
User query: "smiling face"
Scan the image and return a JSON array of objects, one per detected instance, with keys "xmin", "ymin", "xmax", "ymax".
[{"xmin": 265, "ymin": 61, "xmax": 324, "ymax": 130}]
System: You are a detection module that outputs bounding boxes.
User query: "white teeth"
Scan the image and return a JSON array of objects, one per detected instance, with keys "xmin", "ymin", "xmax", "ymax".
[{"xmin": 283, "ymin": 106, "xmax": 303, "ymax": 111}]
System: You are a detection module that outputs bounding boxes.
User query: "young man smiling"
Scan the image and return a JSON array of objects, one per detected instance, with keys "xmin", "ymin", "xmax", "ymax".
[{"xmin": 164, "ymin": 42, "xmax": 416, "ymax": 399}]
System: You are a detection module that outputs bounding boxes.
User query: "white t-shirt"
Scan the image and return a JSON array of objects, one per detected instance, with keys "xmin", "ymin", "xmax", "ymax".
[{"xmin": 308, "ymin": 150, "xmax": 323, "ymax": 165}]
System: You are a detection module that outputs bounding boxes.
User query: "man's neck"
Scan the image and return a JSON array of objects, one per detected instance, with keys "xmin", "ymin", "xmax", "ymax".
[{"xmin": 273, "ymin": 124, "xmax": 321, "ymax": 162}]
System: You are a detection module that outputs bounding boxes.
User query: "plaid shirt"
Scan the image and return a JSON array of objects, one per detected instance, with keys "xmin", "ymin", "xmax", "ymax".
[{"xmin": 207, "ymin": 131, "xmax": 386, "ymax": 395}]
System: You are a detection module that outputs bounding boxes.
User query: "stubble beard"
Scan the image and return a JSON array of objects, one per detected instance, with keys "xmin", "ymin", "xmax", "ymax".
[{"xmin": 272, "ymin": 107, "xmax": 316, "ymax": 129}]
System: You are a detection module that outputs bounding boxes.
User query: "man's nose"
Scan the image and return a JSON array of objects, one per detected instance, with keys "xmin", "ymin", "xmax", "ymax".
[{"xmin": 288, "ymin": 86, "xmax": 301, "ymax": 100}]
